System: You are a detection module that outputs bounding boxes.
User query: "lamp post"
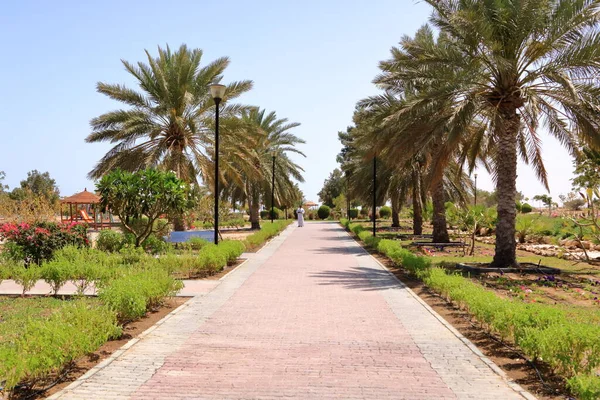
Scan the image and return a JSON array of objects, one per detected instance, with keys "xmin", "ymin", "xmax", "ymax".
[
  {"xmin": 271, "ymin": 151, "xmax": 276, "ymax": 223},
  {"xmin": 345, "ymin": 170, "xmax": 350, "ymax": 219},
  {"xmin": 474, "ymin": 173, "xmax": 478, "ymax": 207},
  {"xmin": 373, "ymin": 155, "xmax": 377, "ymax": 237},
  {"xmin": 210, "ymin": 83, "xmax": 226, "ymax": 245}
]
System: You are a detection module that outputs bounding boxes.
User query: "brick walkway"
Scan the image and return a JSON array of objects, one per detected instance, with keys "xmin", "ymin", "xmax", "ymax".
[{"xmin": 51, "ymin": 222, "xmax": 533, "ymax": 400}]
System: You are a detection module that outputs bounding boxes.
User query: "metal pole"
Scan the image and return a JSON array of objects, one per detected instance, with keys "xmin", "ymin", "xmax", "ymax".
[
  {"xmin": 271, "ymin": 155, "xmax": 275, "ymax": 223},
  {"xmin": 474, "ymin": 173, "xmax": 478, "ymax": 207},
  {"xmin": 214, "ymin": 98, "xmax": 221, "ymax": 245},
  {"xmin": 346, "ymin": 173, "xmax": 350, "ymax": 219},
  {"xmin": 373, "ymin": 156, "xmax": 377, "ymax": 237}
]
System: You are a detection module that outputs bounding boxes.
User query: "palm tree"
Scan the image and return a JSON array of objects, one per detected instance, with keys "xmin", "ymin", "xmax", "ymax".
[
  {"xmin": 234, "ymin": 108, "xmax": 305, "ymax": 229},
  {"xmin": 86, "ymin": 44, "xmax": 253, "ymax": 229},
  {"xmin": 383, "ymin": 1, "xmax": 600, "ymax": 266}
]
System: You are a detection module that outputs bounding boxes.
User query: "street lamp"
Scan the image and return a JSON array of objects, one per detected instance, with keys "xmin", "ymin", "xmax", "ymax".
[
  {"xmin": 373, "ymin": 154, "xmax": 377, "ymax": 237},
  {"xmin": 271, "ymin": 151, "xmax": 276, "ymax": 223},
  {"xmin": 210, "ymin": 83, "xmax": 226, "ymax": 245},
  {"xmin": 474, "ymin": 173, "xmax": 478, "ymax": 207},
  {"xmin": 345, "ymin": 170, "xmax": 350, "ymax": 219}
]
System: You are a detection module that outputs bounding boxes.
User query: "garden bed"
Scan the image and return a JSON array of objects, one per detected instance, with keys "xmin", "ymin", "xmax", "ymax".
[{"xmin": 455, "ymin": 261, "xmax": 561, "ymax": 275}]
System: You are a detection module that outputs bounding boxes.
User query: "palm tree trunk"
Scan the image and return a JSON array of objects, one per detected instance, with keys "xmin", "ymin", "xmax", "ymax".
[
  {"xmin": 412, "ymin": 171, "xmax": 423, "ymax": 235},
  {"xmin": 431, "ymin": 180, "xmax": 449, "ymax": 243},
  {"xmin": 249, "ymin": 188, "xmax": 261, "ymax": 230},
  {"xmin": 173, "ymin": 215, "xmax": 186, "ymax": 232},
  {"xmin": 491, "ymin": 108, "xmax": 519, "ymax": 268},
  {"xmin": 391, "ymin": 189, "xmax": 401, "ymax": 228}
]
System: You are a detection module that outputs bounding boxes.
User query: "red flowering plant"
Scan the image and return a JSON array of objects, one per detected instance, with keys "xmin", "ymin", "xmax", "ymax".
[{"xmin": 0, "ymin": 221, "xmax": 88, "ymax": 265}]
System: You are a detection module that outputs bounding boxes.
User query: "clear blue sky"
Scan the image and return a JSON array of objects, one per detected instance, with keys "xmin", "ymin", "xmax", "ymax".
[{"xmin": 0, "ymin": 0, "xmax": 575, "ymax": 205}]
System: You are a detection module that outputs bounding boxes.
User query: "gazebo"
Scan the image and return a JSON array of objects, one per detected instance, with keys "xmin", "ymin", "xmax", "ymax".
[
  {"xmin": 304, "ymin": 201, "xmax": 319, "ymax": 210},
  {"xmin": 60, "ymin": 188, "xmax": 111, "ymax": 229}
]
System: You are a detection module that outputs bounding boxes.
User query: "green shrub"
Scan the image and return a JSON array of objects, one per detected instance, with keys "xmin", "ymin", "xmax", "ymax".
[
  {"xmin": 41, "ymin": 259, "xmax": 73, "ymax": 295},
  {"xmin": 348, "ymin": 209, "xmax": 359, "ymax": 219},
  {"xmin": 244, "ymin": 220, "xmax": 291, "ymax": 249},
  {"xmin": 521, "ymin": 203, "xmax": 533, "ymax": 213},
  {"xmin": 187, "ymin": 237, "xmax": 209, "ymax": 250},
  {"xmin": 96, "ymin": 230, "xmax": 124, "ymax": 252},
  {"xmin": 0, "ymin": 299, "xmax": 121, "ymax": 392},
  {"xmin": 218, "ymin": 240, "xmax": 246, "ymax": 264},
  {"xmin": 379, "ymin": 206, "xmax": 392, "ymax": 218},
  {"xmin": 567, "ymin": 374, "xmax": 600, "ymax": 400},
  {"xmin": 359, "ymin": 208, "xmax": 368, "ymax": 217},
  {"xmin": 198, "ymin": 244, "xmax": 227, "ymax": 273},
  {"xmin": 99, "ymin": 270, "xmax": 182, "ymax": 322},
  {"xmin": 11, "ymin": 264, "xmax": 42, "ymax": 296},
  {"xmin": 260, "ymin": 210, "xmax": 269, "ymax": 220},
  {"xmin": 118, "ymin": 246, "xmax": 148, "ymax": 265},
  {"xmin": 317, "ymin": 205, "xmax": 331, "ymax": 220},
  {"xmin": 142, "ymin": 234, "xmax": 171, "ymax": 254}
]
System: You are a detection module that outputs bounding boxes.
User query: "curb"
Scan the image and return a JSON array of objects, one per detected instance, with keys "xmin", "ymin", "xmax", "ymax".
[
  {"xmin": 47, "ymin": 297, "xmax": 193, "ymax": 399},
  {"xmin": 341, "ymin": 226, "xmax": 536, "ymax": 400}
]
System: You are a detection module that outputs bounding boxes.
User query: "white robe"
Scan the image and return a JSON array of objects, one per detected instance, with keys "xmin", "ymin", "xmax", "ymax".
[{"xmin": 297, "ymin": 208, "xmax": 305, "ymax": 227}]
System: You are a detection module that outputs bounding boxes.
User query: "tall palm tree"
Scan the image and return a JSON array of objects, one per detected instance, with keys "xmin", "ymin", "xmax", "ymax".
[
  {"xmin": 383, "ymin": 1, "xmax": 600, "ymax": 266},
  {"xmin": 86, "ymin": 45, "xmax": 253, "ymax": 229},
  {"xmin": 233, "ymin": 108, "xmax": 305, "ymax": 229}
]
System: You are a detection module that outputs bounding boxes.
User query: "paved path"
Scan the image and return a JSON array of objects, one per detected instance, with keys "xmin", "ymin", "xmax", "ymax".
[{"xmin": 50, "ymin": 222, "xmax": 533, "ymax": 400}]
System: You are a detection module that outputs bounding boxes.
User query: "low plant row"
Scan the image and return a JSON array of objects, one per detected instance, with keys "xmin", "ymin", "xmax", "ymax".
[
  {"xmin": 244, "ymin": 220, "xmax": 292, "ymax": 249},
  {"xmin": 0, "ymin": 298, "xmax": 121, "ymax": 394},
  {"xmin": 341, "ymin": 219, "xmax": 600, "ymax": 400}
]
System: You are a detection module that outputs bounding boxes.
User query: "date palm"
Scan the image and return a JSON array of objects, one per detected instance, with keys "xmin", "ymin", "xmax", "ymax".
[
  {"xmin": 227, "ymin": 108, "xmax": 305, "ymax": 229},
  {"xmin": 86, "ymin": 44, "xmax": 253, "ymax": 186},
  {"xmin": 386, "ymin": 1, "xmax": 600, "ymax": 266}
]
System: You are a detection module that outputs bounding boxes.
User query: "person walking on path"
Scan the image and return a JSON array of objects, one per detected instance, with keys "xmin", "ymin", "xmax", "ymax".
[{"xmin": 296, "ymin": 206, "xmax": 305, "ymax": 227}]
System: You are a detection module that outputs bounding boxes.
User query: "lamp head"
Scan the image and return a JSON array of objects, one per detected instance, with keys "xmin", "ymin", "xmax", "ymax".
[{"xmin": 209, "ymin": 84, "xmax": 226, "ymax": 101}]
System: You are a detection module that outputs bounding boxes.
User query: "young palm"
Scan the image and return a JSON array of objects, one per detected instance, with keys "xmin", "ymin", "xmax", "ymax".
[{"xmin": 385, "ymin": 2, "xmax": 600, "ymax": 266}]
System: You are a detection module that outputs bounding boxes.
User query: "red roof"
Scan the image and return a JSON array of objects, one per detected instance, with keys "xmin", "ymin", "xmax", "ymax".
[{"xmin": 61, "ymin": 188, "xmax": 101, "ymax": 204}]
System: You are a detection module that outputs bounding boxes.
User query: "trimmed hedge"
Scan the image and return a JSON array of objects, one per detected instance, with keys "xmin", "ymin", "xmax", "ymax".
[
  {"xmin": 317, "ymin": 205, "xmax": 331, "ymax": 220},
  {"xmin": 245, "ymin": 220, "xmax": 291, "ymax": 249},
  {"xmin": 379, "ymin": 206, "xmax": 392, "ymax": 218}
]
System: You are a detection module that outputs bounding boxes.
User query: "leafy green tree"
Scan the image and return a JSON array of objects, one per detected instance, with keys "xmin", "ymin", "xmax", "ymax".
[
  {"xmin": 0, "ymin": 171, "xmax": 7, "ymax": 192},
  {"xmin": 533, "ymin": 194, "xmax": 554, "ymax": 216},
  {"xmin": 9, "ymin": 170, "xmax": 59, "ymax": 204},
  {"xmin": 97, "ymin": 169, "xmax": 192, "ymax": 247},
  {"xmin": 318, "ymin": 169, "xmax": 345, "ymax": 208},
  {"xmin": 572, "ymin": 147, "xmax": 600, "ymax": 192}
]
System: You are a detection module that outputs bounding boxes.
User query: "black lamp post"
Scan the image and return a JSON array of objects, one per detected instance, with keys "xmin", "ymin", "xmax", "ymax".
[
  {"xmin": 210, "ymin": 83, "xmax": 226, "ymax": 245},
  {"xmin": 474, "ymin": 173, "xmax": 478, "ymax": 207},
  {"xmin": 271, "ymin": 152, "xmax": 276, "ymax": 223},
  {"xmin": 345, "ymin": 170, "xmax": 350, "ymax": 219},
  {"xmin": 373, "ymin": 155, "xmax": 377, "ymax": 237}
]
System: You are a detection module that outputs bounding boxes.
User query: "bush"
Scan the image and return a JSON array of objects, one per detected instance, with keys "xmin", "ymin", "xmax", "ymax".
[
  {"xmin": 187, "ymin": 237, "xmax": 209, "ymax": 250},
  {"xmin": 142, "ymin": 234, "xmax": 171, "ymax": 254},
  {"xmin": 317, "ymin": 205, "xmax": 331, "ymax": 220},
  {"xmin": 567, "ymin": 374, "xmax": 600, "ymax": 400},
  {"xmin": 218, "ymin": 240, "xmax": 246, "ymax": 265},
  {"xmin": 260, "ymin": 210, "xmax": 269, "ymax": 220},
  {"xmin": 348, "ymin": 209, "xmax": 359, "ymax": 219},
  {"xmin": 359, "ymin": 208, "xmax": 368, "ymax": 217},
  {"xmin": 521, "ymin": 203, "xmax": 533, "ymax": 213},
  {"xmin": 197, "ymin": 244, "xmax": 227, "ymax": 273},
  {"xmin": 96, "ymin": 230, "xmax": 124, "ymax": 252},
  {"xmin": 0, "ymin": 299, "xmax": 121, "ymax": 392},
  {"xmin": 0, "ymin": 221, "xmax": 88, "ymax": 265},
  {"xmin": 99, "ymin": 270, "xmax": 182, "ymax": 322},
  {"xmin": 379, "ymin": 206, "xmax": 392, "ymax": 219},
  {"xmin": 244, "ymin": 220, "xmax": 291, "ymax": 249},
  {"xmin": 10, "ymin": 264, "xmax": 42, "ymax": 295}
]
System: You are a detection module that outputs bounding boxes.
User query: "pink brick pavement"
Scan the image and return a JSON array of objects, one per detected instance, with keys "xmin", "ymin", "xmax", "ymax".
[{"xmin": 53, "ymin": 222, "xmax": 531, "ymax": 399}]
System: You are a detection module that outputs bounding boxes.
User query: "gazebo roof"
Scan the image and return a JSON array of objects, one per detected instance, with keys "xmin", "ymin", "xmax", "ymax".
[
  {"xmin": 61, "ymin": 188, "xmax": 101, "ymax": 204},
  {"xmin": 304, "ymin": 201, "xmax": 319, "ymax": 207}
]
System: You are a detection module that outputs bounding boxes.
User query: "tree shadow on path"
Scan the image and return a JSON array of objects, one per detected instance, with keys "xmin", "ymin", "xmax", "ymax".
[
  {"xmin": 311, "ymin": 246, "xmax": 366, "ymax": 256},
  {"xmin": 310, "ymin": 266, "xmax": 400, "ymax": 291}
]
